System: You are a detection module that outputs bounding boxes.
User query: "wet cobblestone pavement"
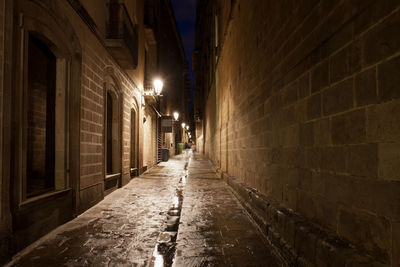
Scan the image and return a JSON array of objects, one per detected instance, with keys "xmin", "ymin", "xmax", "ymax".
[{"xmin": 7, "ymin": 153, "xmax": 284, "ymax": 267}]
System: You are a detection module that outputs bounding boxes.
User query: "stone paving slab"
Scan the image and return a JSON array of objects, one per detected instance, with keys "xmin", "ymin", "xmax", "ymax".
[
  {"xmin": 6, "ymin": 158, "xmax": 187, "ymax": 267},
  {"xmin": 6, "ymin": 153, "xmax": 285, "ymax": 267},
  {"xmin": 174, "ymin": 154, "xmax": 285, "ymax": 267}
]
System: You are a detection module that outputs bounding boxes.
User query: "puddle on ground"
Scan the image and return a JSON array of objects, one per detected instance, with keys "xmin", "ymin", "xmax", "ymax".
[{"xmin": 148, "ymin": 167, "xmax": 187, "ymax": 267}]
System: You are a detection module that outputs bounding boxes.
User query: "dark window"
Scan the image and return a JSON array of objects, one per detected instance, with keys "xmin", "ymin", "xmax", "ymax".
[
  {"xmin": 130, "ymin": 109, "xmax": 136, "ymax": 168},
  {"xmin": 26, "ymin": 35, "xmax": 56, "ymax": 197},
  {"xmin": 106, "ymin": 92, "xmax": 113, "ymax": 174}
]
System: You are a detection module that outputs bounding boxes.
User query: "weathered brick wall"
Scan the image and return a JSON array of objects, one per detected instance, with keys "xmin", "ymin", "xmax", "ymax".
[{"xmin": 203, "ymin": 0, "xmax": 400, "ymax": 265}]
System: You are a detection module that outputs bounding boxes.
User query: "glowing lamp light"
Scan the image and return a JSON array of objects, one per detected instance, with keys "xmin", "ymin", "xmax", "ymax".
[
  {"xmin": 173, "ymin": 112, "xmax": 179, "ymax": 121},
  {"xmin": 173, "ymin": 196, "xmax": 179, "ymax": 208},
  {"xmin": 153, "ymin": 79, "xmax": 163, "ymax": 95},
  {"xmin": 153, "ymin": 249, "xmax": 164, "ymax": 267},
  {"xmin": 141, "ymin": 95, "xmax": 145, "ymax": 107},
  {"xmin": 181, "ymin": 122, "xmax": 186, "ymax": 129},
  {"xmin": 186, "ymin": 125, "xmax": 189, "ymax": 130}
]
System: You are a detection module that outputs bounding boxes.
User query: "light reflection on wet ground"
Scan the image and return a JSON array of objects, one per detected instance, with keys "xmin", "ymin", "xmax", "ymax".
[
  {"xmin": 149, "ymin": 159, "xmax": 188, "ymax": 267},
  {"xmin": 7, "ymin": 152, "xmax": 284, "ymax": 267},
  {"xmin": 7, "ymin": 157, "xmax": 188, "ymax": 267},
  {"xmin": 175, "ymin": 153, "xmax": 285, "ymax": 266}
]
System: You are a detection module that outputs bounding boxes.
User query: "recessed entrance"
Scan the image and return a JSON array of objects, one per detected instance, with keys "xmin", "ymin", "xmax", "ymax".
[
  {"xmin": 104, "ymin": 82, "xmax": 121, "ymax": 193},
  {"xmin": 130, "ymin": 108, "xmax": 138, "ymax": 176},
  {"xmin": 26, "ymin": 35, "xmax": 56, "ymax": 197}
]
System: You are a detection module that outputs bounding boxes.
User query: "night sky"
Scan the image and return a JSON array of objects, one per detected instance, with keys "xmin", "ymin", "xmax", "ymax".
[{"xmin": 171, "ymin": 0, "xmax": 196, "ymax": 115}]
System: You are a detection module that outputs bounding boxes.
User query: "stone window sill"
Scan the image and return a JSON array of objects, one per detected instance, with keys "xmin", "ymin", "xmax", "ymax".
[
  {"xmin": 19, "ymin": 188, "xmax": 72, "ymax": 208},
  {"xmin": 105, "ymin": 173, "xmax": 121, "ymax": 180}
]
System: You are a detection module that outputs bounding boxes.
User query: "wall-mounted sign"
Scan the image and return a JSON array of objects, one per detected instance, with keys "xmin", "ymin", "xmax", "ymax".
[{"xmin": 161, "ymin": 116, "xmax": 173, "ymax": 133}]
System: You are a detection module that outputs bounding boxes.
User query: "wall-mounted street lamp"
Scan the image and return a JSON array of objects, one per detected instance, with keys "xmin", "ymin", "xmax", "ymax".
[
  {"xmin": 186, "ymin": 125, "xmax": 189, "ymax": 131},
  {"xmin": 173, "ymin": 112, "xmax": 179, "ymax": 121},
  {"xmin": 181, "ymin": 122, "xmax": 186, "ymax": 129},
  {"xmin": 141, "ymin": 94, "xmax": 145, "ymax": 108},
  {"xmin": 153, "ymin": 79, "xmax": 163, "ymax": 96}
]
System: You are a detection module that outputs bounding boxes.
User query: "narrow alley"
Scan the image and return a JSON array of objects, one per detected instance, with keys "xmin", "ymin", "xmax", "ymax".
[
  {"xmin": 7, "ymin": 153, "xmax": 283, "ymax": 267},
  {"xmin": 1, "ymin": 0, "xmax": 399, "ymax": 266}
]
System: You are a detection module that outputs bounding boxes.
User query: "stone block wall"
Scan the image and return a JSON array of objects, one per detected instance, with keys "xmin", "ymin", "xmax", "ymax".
[
  {"xmin": 202, "ymin": 0, "xmax": 400, "ymax": 265},
  {"xmin": 79, "ymin": 43, "xmax": 108, "ymax": 210},
  {"xmin": 20, "ymin": 0, "xmax": 147, "ymax": 212},
  {"xmin": 77, "ymin": 36, "xmax": 144, "ymax": 210},
  {"xmin": 0, "ymin": 0, "xmax": 189, "ymax": 261}
]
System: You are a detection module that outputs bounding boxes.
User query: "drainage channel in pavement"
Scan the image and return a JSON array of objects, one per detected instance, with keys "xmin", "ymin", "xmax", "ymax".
[{"xmin": 148, "ymin": 161, "xmax": 189, "ymax": 267}]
